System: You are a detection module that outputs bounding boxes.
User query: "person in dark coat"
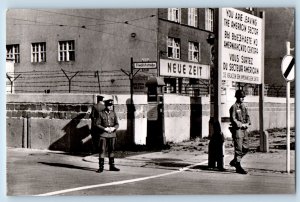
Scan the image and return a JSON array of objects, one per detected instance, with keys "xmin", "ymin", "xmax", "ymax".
[
  {"xmin": 93, "ymin": 98, "xmax": 120, "ymax": 173},
  {"xmin": 90, "ymin": 95, "xmax": 105, "ymax": 153},
  {"xmin": 229, "ymin": 89, "xmax": 251, "ymax": 174}
]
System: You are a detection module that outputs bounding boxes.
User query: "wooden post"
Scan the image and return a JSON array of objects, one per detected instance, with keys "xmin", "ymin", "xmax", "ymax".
[
  {"xmin": 259, "ymin": 11, "xmax": 267, "ymax": 152},
  {"xmin": 23, "ymin": 117, "xmax": 28, "ymax": 148},
  {"xmin": 208, "ymin": 8, "xmax": 223, "ymax": 169}
]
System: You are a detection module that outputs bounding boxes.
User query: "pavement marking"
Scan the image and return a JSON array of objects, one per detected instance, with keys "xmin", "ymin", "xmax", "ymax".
[{"xmin": 35, "ymin": 160, "xmax": 208, "ymax": 196}]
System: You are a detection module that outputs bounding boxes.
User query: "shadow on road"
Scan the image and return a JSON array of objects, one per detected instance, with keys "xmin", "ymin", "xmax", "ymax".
[
  {"xmin": 39, "ymin": 162, "xmax": 96, "ymax": 172},
  {"xmin": 149, "ymin": 158, "xmax": 236, "ymax": 174},
  {"xmin": 247, "ymin": 167, "xmax": 295, "ymax": 174}
]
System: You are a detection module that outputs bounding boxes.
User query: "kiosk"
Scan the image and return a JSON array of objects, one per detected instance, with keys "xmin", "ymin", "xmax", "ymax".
[{"xmin": 145, "ymin": 77, "xmax": 166, "ymax": 149}]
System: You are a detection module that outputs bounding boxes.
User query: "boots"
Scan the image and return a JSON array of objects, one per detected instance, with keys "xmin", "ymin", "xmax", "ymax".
[
  {"xmin": 235, "ymin": 162, "xmax": 248, "ymax": 174},
  {"xmin": 109, "ymin": 157, "xmax": 120, "ymax": 171},
  {"xmin": 229, "ymin": 159, "xmax": 237, "ymax": 167},
  {"xmin": 97, "ymin": 158, "xmax": 104, "ymax": 173}
]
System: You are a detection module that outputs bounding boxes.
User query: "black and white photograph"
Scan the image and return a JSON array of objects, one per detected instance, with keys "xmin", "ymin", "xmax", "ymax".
[{"xmin": 4, "ymin": 6, "xmax": 296, "ymax": 197}]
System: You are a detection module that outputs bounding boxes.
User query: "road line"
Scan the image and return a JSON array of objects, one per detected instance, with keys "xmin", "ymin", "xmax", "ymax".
[{"xmin": 35, "ymin": 160, "xmax": 208, "ymax": 196}]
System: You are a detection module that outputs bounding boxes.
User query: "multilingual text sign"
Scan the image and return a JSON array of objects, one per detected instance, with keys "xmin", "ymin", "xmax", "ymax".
[{"xmin": 219, "ymin": 8, "xmax": 263, "ymax": 84}]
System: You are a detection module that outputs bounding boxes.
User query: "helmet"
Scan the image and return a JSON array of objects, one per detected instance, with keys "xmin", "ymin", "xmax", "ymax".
[{"xmin": 235, "ymin": 90, "xmax": 245, "ymax": 98}]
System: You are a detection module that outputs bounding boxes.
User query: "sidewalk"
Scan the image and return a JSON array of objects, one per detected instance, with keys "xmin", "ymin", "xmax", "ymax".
[{"xmin": 83, "ymin": 148, "xmax": 295, "ymax": 174}]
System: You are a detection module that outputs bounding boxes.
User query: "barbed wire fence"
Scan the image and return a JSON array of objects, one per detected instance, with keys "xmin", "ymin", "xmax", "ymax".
[
  {"xmin": 236, "ymin": 83, "xmax": 295, "ymax": 98},
  {"xmin": 5, "ymin": 69, "xmax": 133, "ymax": 94},
  {"xmin": 6, "ymin": 69, "xmax": 294, "ymax": 98}
]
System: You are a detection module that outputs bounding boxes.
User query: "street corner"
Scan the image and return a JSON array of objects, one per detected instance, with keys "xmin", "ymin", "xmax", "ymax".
[{"xmin": 239, "ymin": 150, "xmax": 296, "ymax": 175}]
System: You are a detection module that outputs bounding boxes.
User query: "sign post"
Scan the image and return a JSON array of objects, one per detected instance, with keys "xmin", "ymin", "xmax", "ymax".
[
  {"xmin": 217, "ymin": 8, "xmax": 264, "ymax": 166},
  {"xmin": 281, "ymin": 42, "xmax": 295, "ymax": 174},
  {"xmin": 219, "ymin": 9, "xmax": 264, "ymax": 154}
]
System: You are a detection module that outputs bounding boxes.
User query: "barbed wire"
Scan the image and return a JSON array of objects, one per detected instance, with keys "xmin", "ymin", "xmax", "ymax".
[{"xmin": 5, "ymin": 67, "xmax": 294, "ymax": 97}]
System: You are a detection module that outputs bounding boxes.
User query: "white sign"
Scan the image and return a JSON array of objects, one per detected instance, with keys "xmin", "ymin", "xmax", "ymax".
[
  {"xmin": 147, "ymin": 104, "xmax": 158, "ymax": 120},
  {"xmin": 281, "ymin": 55, "xmax": 295, "ymax": 82},
  {"xmin": 219, "ymin": 8, "xmax": 263, "ymax": 84},
  {"xmin": 159, "ymin": 59, "xmax": 210, "ymax": 79},
  {"xmin": 134, "ymin": 62, "xmax": 157, "ymax": 69}
]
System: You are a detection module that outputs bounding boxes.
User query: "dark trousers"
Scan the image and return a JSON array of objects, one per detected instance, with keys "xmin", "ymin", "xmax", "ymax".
[
  {"xmin": 99, "ymin": 137, "xmax": 116, "ymax": 158},
  {"xmin": 232, "ymin": 129, "xmax": 249, "ymax": 162}
]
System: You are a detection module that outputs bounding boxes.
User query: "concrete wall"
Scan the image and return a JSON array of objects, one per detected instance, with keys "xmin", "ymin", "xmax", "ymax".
[
  {"xmin": 221, "ymin": 95, "xmax": 295, "ymax": 137},
  {"xmin": 6, "ymin": 93, "xmax": 294, "ymax": 151},
  {"xmin": 6, "ymin": 93, "xmax": 211, "ymax": 151},
  {"xmin": 163, "ymin": 95, "xmax": 191, "ymax": 142},
  {"xmin": 163, "ymin": 94, "xmax": 211, "ymax": 142},
  {"xmin": 6, "ymin": 93, "xmax": 151, "ymax": 151}
]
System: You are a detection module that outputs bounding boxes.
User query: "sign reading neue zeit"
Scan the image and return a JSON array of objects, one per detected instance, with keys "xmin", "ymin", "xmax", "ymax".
[
  {"xmin": 160, "ymin": 59, "xmax": 210, "ymax": 79},
  {"xmin": 219, "ymin": 8, "xmax": 263, "ymax": 84}
]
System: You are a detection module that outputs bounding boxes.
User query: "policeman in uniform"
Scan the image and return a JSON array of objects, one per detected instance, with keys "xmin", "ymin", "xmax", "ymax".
[
  {"xmin": 90, "ymin": 95, "xmax": 105, "ymax": 153},
  {"xmin": 229, "ymin": 90, "xmax": 251, "ymax": 174},
  {"xmin": 94, "ymin": 98, "xmax": 120, "ymax": 173}
]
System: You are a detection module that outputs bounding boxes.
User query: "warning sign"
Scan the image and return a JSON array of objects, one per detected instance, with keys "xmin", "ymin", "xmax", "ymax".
[
  {"xmin": 281, "ymin": 55, "xmax": 295, "ymax": 82},
  {"xmin": 219, "ymin": 8, "xmax": 263, "ymax": 84}
]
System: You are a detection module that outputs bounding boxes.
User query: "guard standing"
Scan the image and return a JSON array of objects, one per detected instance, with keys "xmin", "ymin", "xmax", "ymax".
[
  {"xmin": 229, "ymin": 90, "xmax": 251, "ymax": 174},
  {"xmin": 94, "ymin": 98, "xmax": 120, "ymax": 173},
  {"xmin": 90, "ymin": 95, "xmax": 105, "ymax": 153}
]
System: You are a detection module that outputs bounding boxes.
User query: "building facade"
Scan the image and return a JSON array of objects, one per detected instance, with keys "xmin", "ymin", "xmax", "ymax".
[
  {"xmin": 7, "ymin": 8, "xmax": 294, "ymax": 96},
  {"xmin": 6, "ymin": 8, "xmax": 217, "ymax": 95}
]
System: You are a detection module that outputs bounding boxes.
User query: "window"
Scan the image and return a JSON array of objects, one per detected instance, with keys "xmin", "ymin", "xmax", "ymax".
[
  {"xmin": 188, "ymin": 41, "xmax": 200, "ymax": 62},
  {"xmin": 164, "ymin": 78, "xmax": 176, "ymax": 94},
  {"xmin": 58, "ymin": 40, "xmax": 75, "ymax": 62},
  {"xmin": 167, "ymin": 37, "xmax": 180, "ymax": 59},
  {"xmin": 6, "ymin": 44, "xmax": 20, "ymax": 63},
  {"xmin": 188, "ymin": 8, "xmax": 198, "ymax": 27},
  {"xmin": 205, "ymin": 8, "xmax": 214, "ymax": 31},
  {"xmin": 31, "ymin": 42, "xmax": 46, "ymax": 63},
  {"xmin": 168, "ymin": 8, "xmax": 181, "ymax": 23}
]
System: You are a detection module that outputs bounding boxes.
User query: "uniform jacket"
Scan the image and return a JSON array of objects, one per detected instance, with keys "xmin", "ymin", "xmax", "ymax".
[
  {"xmin": 93, "ymin": 109, "xmax": 119, "ymax": 138},
  {"xmin": 229, "ymin": 102, "xmax": 251, "ymax": 129}
]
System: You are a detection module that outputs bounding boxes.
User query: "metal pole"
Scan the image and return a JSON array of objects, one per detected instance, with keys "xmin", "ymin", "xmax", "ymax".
[
  {"xmin": 96, "ymin": 71, "xmax": 101, "ymax": 94},
  {"xmin": 69, "ymin": 81, "xmax": 71, "ymax": 93},
  {"xmin": 11, "ymin": 82, "xmax": 13, "ymax": 94},
  {"xmin": 130, "ymin": 57, "xmax": 134, "ymax": 145},
  {"xmin": 286, "ymin": 81, "xmax": 290, "ymax": 173},
  {"xmin": 61, "ymin": 69, "xmax": 79, "ymax": 93},
  {"xmin": 130, "ymin": 57, "xmax": 133, "ymax": 105},
  {"xmin": 286, "ymin": 41, "xmax": 291, "ymax": 174}
]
